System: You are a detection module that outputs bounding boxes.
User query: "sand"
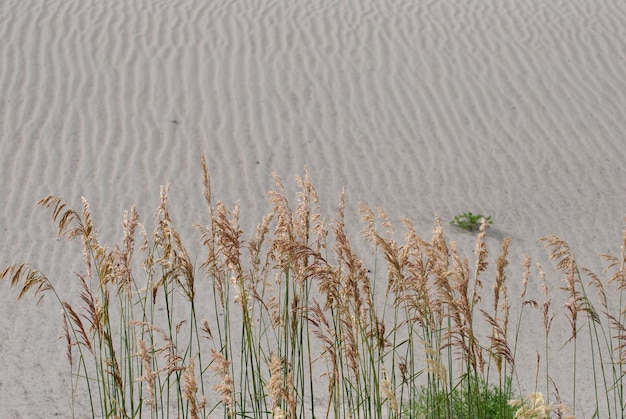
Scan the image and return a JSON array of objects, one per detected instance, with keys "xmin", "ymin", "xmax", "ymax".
[{"xmin": 1, "ymin": 0, "xmax": 625, "ymax": 416}]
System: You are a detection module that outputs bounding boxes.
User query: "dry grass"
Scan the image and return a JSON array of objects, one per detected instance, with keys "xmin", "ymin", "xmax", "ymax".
[{"xmin": 2, "ymin": 156, "xmax": 626, "ymax": 418}]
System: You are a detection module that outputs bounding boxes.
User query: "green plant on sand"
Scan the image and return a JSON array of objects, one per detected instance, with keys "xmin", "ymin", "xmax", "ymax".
[
  {"xmin": 450, "ymin": 212, "xmax": 493, "ymax": 231},
  {"xmin": 407, "ymin": 375, "xmax": 516, "ymax": 418}
]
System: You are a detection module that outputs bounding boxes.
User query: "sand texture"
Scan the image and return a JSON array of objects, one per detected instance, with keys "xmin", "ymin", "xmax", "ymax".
[{"xmin": 1, "ymin": 0, "xmax": 626, "ymax": 416}]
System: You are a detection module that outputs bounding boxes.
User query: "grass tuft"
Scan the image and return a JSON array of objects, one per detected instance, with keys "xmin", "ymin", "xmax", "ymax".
[{"xmin": 450, "ymin": 212, "xmax": 493, "ymax": 231}]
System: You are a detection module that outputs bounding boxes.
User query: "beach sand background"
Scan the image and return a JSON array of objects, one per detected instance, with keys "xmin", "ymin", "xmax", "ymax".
[{"xmin": 1, "ymin": 0, "xmax": 625, "ymax": 416}]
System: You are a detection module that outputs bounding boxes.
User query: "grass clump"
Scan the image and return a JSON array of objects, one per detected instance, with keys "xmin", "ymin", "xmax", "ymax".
[
  {"xmin": 408, "ymin": 376, "xmax": 517, "ymax": 418},
  {"xmin": 450, "ymin": 212, "xmax": 493, "ymax": 231},
  {"xmin": 1, "ymin": 156, "xmax": 626, "ymax": 418}
]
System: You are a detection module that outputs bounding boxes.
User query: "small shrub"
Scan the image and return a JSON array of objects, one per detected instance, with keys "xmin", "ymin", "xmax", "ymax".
[
  {"xmin": 450, "ymin": 212, "xmax": 492, "ymax": 231},
  {"xmin": 407, "ymin": 376, "xmax": 516, "ymax": 419}
]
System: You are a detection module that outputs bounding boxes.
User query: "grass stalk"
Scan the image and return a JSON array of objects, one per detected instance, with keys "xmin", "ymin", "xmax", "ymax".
[{"xmin": 3, "ymin": 160, "xmax": 626, "ymax": 418}]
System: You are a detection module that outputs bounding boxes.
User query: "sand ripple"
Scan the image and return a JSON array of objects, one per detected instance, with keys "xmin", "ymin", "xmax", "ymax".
[{"xmin": 1, "ymin": 0, "xmax": 625, "ymax": 415}]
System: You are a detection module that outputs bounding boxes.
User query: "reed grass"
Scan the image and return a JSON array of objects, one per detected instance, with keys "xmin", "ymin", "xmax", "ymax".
[{"xmin": 2, "ymin": 156, "xmax": 625, "ymax": 418}]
